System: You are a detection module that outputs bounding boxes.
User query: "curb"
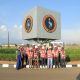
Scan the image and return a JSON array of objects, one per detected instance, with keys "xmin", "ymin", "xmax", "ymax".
[{"xmin": 0, "ymin": 64, "xmax": 80, "ymax": 68}]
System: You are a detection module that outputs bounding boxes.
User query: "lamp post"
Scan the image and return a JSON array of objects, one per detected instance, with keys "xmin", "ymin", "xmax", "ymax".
[{"xmin": 8, "ymin": 31, "xmax": 9, "ymax": 48}]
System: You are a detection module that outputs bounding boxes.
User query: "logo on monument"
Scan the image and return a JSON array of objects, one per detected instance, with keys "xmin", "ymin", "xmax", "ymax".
[
  {"xmin": 24, "ymin": 16, "xmax": 33, "ymax": 33},
  {"xmin": 43, "ymin": 15, "xmax": 56, "ymax": 33}
]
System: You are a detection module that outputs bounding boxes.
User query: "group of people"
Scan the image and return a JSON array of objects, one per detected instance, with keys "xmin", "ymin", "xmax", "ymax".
[{"xmin": 16, "ymin": 44, "xmax": 66, "ymax": 70}]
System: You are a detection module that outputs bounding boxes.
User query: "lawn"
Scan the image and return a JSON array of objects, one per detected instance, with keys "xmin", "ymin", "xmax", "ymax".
[
  {"xmin": 0, "ymin": 45, "xmax": 80, "ymax": 61},
  {"xmin": 65, "ymin": 45, "xmax": 80, "ymax": 61},
  {"xmin": 0, "ymin": 48, "xmax": 16, "ymax": 61}
]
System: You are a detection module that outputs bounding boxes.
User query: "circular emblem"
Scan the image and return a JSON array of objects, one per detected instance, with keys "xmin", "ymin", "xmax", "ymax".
[
  {"xmin": 24, "ymin": 16, "xmax": 33, "ymax": 33},
  {"xmin": 43, "ymin": 15, "xmax": 56, "ymax": 33}
]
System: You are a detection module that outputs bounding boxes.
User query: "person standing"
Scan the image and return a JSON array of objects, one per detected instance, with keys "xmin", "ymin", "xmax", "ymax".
[
  {"xmin": 40, "ymin": 46, "xmax": 46, "ymax": 68},
  {"xmin": 24, "ymin": 45, "xmax": 28, "ymax": 66},
  {"xmin": 20, "ymin": 46, "xmax": 24, "ymax": 68},
  {"xmin": 26, "ymin": 45, "xmax": 30, "ymax": 65},
  {"xmin": 60, "ymin": 47, "xmax": 66, "ymax": 68},
  {"xmin": 28, "ymin": 48, "xmax": 33, "ymax": 68},
  {"xmin": 58, "ymin": 46, "xmax": 62, "ymax": 67},
  {"xmin": 53, "ymin": 46, "xmax": 59, "ymax": 68},
  {"xmin": 43, "ymin": 44, "xmax": 48, "ymax": 65},
  {"xmin": 33, "ymin": 46, "xmax": 39, "ymax": 68},
  {"xmin": 47, "ymin": 47, "xmax": 53, "ymax": 69},
  {"xmin": 16, "ymin": 46, "xmax": 21, "ymax": 70},
  {"xmin": 52, "ymin": 46, "xmax": 54, "ymax": 66}
]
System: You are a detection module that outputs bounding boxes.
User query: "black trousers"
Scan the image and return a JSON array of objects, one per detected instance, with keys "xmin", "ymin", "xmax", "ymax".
[
  {"xmin": 21, "ymin": 55, "xmax": 24, "ymax": 67},
  {"xmin": 54, "ymin": 57, "xmax": 59, "ymax": 68}
]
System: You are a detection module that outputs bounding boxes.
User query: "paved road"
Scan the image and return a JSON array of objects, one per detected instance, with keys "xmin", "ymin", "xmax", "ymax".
[{"xmin": 0, "ymin": 68, "xmax": 80, "ymax": 80}]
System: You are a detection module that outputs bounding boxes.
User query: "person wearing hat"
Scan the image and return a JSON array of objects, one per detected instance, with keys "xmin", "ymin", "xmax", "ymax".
[
  {"xmin": 28, "ymin": 48, "xmax": 33, "ymax": 68},
  {"xmin": 33, "ymin": 46, "xmax": 39, "ymax": 68},
  {"xmin": 43, "ymin": 44, "xmax": 48, "ymax": 65},
  {"xmin": 53, "ymin": 46, "xmax": 59, "ymax": 68},
  {"xmin": 47, "ymin": 46, "xmax": 53, "ymax": 68},
  {"xmin": 16, "ymin": 46, "xmax": 21, "ymax": 70},
  {"xmin": 57, "ymin": 46, "xmax": 62, "ymax": 67},
  {"xmin": 40, "ymin": 46, "xmax": 46, "ymax": 68},
  {"xmin": 60, "ymin": 47, "xmax": 66, "ymax": 68},
  {"xmin": 26, "ymin": 45, "xmax": 30, "ymax": 65},
  {"xmin": 20, "ymin": 46, "xmax": 24, "ymax": 68}
]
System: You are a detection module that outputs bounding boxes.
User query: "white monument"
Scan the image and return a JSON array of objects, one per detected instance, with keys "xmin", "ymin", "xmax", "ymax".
[{"xmin": 22, "ymin": 6, "xmax": 61, "ymax": 41}]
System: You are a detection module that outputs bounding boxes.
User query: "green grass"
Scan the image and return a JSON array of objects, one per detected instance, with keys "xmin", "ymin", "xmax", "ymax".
[
  {"xmin": 0, "ymin": 48, "xmax": 16, "ymax": 54},
  {"xmin": 0, "ymin": 54, "xmax": 16, "ymax": 61},
  {"xmin": 0, "ymin": 48, "xmax": 16, "ymax": 61},
  {"xmin": 0, "ymin": 46, "xmax": 80, "ymax": 61},
  {"xmin": 65, "ymin": 46, "xmax": 80, "ymax": 60}
]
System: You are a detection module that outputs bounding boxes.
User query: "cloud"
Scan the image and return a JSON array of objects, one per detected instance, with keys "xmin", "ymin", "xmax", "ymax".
[
  {"xmin": 10, "ymin": 25, "xmax": 22, "ymax": 39},
  {"xmin": 0, "ymin": 25, "xmax": 23, "ymax": 44},
  {"xmin": 0, "ymin": 25, "xmax": 7, "ymax": 32},
  {"xmin": 0, "ymin": 25, "xmax": 8, "ymax": 39},
  {"xmin": 0, "ymin": 24, "xmax": 80, "ymax": 44}
]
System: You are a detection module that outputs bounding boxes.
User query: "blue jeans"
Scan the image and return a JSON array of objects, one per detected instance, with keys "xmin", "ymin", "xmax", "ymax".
[
  {"xmin": 16, "ymin": 55, "xmax": 21, "ymax": 70},
  {"xmin": 47, "ymin": 58, "xmax": 53, "ymax": 68}
]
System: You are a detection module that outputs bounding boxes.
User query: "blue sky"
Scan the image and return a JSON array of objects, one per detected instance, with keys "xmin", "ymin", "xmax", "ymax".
[{"xmin": 0, "ymin": 0, "xmax": 80, "ymax": 44}]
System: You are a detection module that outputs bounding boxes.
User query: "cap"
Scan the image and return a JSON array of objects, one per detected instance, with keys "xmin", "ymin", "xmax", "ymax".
[
  {"xmin": 54, "ymin": 46, "xmax": 57, "ymax": 48},
  {"xmin": 38, "ymin": 44, "xmax": 40, "ymax": 46},
  {"xmin": 48, "ymin": 46, "xmax": 51, "ymax": 49},
  {"xmin": 32, "ymin": 44, "xmax": 35, "ymax": 46},
  {"xmin": 35, "ymin": 46, "xmax": 38, "ymax": 48},
  {"xmin": 42, "ymin": 46, "xmax": 44, "ymax": 49},
  {"xmin": 43, "ymin": 44, "xmax": 46, "ymax": 46}
]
